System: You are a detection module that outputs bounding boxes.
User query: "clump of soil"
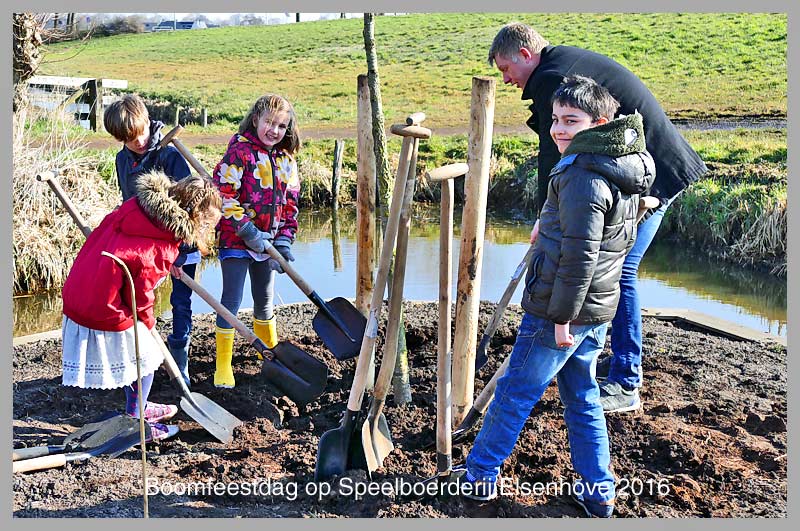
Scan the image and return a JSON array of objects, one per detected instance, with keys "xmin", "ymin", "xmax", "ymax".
[{"xmin": 13, "ymin": 302, "xmax": 786, "ymax": 517}]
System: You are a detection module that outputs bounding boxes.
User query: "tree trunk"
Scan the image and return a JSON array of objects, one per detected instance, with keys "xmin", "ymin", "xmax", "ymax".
[
  {"xmin": 13, "ymin": 13, "xmax": 44, "ymax": 114},
  {"xmin": 363, "ymin": 13, "xmax": 392, "ymax": 229}
]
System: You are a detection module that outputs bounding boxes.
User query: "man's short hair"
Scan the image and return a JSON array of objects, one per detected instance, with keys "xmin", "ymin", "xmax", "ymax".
[
  {"xmin": 551, "ymin": 75, "xmax": 620, "ymax": 122},
  {"xmin": 103, "ymin": 94, "xmax": 150, "ymax": 142},
  {"xmin": 488, "ymin": 22, "xmax": 550, "ymax": 66}
]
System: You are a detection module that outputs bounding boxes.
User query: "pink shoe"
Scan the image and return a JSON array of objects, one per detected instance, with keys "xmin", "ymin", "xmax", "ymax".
[
  {"xmin": 129, "ymin": 402, "xmax": 179, "ymax": 423},
  {"xmin": 145, "ymin": 422, "xmax": 180, "ymax": 442}
]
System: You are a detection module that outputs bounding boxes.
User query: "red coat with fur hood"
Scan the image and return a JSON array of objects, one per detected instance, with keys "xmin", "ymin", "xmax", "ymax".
[{"xmin": 62, "ymin": 172, "xmax": 195, "ymax": 331}]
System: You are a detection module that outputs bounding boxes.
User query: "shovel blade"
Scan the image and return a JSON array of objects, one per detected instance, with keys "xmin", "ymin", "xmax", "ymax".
[
  {"xmin": 262, "ymin": 341, "xmax": 328, "ymax": 406},
  {"xmin": 181, "ymin": 392, "xmax": 241, "ymax": 444},
  {"xmin": 362, "ymin": 411, "xmax": 394, "ymax": 473},
  {"xmin": 312, "ymin": 297, "xmax": 367, "ymax": 361},
  {"xmin": 315, "ymin": 409, "xmax": 368, "ymax": 482}
]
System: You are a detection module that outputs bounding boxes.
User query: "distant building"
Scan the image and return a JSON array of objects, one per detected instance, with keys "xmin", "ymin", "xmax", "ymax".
[{"xmin": 152, "ymin": 20, "xmax": 208, "ymax": 31}]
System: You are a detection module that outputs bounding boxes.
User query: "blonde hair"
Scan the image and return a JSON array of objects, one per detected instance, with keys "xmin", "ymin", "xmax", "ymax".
[
  {"xmin": 488, "ymin": 22, "xmax": 550, "ymax": 66},
  {"xmin": 103, "ymin": 94, "xmax": 150, "ymax": 142},
  {"xmin": 170, "ymin": 175, "xmax": 222, "ymax": 254},
  {"xmin": 238, "ymin": 93, "xmax": 301, "ymax": 154}
]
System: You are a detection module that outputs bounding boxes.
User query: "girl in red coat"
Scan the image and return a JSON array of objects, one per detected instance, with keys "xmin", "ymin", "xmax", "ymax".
[{"xmin": 61, "ymin": 171, "xmax": 221, "ymax": 441}]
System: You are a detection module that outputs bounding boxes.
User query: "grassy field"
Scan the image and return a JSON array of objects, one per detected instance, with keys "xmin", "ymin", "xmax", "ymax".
[{"xmin": 38, "ymin": 12, "xmax": 787, "ymax": 131}]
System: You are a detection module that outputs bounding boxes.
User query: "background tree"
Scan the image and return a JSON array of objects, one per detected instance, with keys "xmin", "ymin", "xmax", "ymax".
[{"xmin": 13, "ymin": 13, "xmax": 44, "ymax": 114}]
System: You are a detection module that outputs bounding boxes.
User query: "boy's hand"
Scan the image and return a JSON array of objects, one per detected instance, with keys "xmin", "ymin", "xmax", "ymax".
[
  {"xmin": 555, "ymin": 322, "xmax": 574, "ymax": 348},
  {"xmin": 170, "ymin": 265, "xmax": 183, "ymax": 279},
  {"xmin": 530, "ymin": 219, "xmax": 540, "ymax": 244}
]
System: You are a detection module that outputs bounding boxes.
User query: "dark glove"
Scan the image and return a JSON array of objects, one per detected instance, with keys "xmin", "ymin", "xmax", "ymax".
[
  {"xmin": 273, "ymin": 235, "xmax": 295, "ymax": 263},
  {"xmin": 236, "ymin": 222, "xmax": 267, "ymax": 253}
]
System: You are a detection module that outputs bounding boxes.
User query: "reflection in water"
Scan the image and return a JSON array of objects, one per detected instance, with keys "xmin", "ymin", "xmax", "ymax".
[
  {"xmin": 14, "ymin": 206, "xmax": 786, "ymax": 338},
  {"xmin": 331, "ymin": 207, "xmax": 343, "ymax": 272}
]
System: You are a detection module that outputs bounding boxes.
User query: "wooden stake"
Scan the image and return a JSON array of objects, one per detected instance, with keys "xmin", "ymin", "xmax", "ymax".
[
  {"xmin": 437, "ymin": 176, "xmax": 454, "ymax": 473},
  {"xmin": 452, "ymin": 76, "xmax": 495, "ymax": 425},
  {"xmin": 356, "ymin": 74, "xmax": 376, "ymax": 316},
  {"xmin": 332, "ymin": 139, "xmax": 344, "ymax": 211}
]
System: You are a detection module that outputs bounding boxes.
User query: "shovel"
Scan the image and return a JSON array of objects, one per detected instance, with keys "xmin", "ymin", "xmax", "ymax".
[
  {"xmin": 361, "ymin": 131, "xmax": 422, "ymax": 473},
  {"xmin": 474, "ymin": 243, "xmax": 536, "ymax": 371},
  {"xmin": 263, "ymin": 240, "xmax": 367, "ymax": 361},
  {"xmin": 315, "ymin": 127, "xmax": 423, "ymax": 482},
  {"xmin": 36, "ymin": 170, "xmax": 243, "ymax": 444},
  {"xmin": 13, "ymin": 413, "xmax": 133, "ymax": 461},
  {"xmin": 158, "ymin": 125, "xmax": 367, "ymax": 362},
  {"xmin": 176, "ymin": 270, "xmax": 328, "ymax": 406},
  {"xmin": 13, "ymin": 415, "xmax": 150, "ymax": 473}
]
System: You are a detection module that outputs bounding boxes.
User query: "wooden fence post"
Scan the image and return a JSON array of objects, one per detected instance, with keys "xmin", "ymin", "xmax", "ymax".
[
  {"xmin": 201, "ymin": 107, "xmax": 208, "ymax": 128},
  {"xmin": 174, "ymin": 106, "xmax": 180, "ymax": 127},
  {"xmin": 87, "ymin": 78, "xmax": 103, "ymax": 132},
  {"xmin": 451, "ymin": 76, "xmax": 495, "ymax": 426},
  {"xmin": 356, "ymin": 74, "xmax": 376, "ymax": 316},
  {"xmin": 332, "ymin": 139, "xmax": 344, "ymax": 211}
]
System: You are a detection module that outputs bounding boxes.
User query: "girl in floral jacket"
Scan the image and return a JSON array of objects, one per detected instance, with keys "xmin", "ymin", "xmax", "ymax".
[{"xmin": 211, "ymin": 93, "xmax": 301, "ymax": 388}]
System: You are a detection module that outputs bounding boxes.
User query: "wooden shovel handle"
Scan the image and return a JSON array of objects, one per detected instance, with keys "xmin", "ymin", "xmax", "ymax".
[
  {"xmin": 481, "ymin": 243, "xmax": 536, "ymax": 342},
  {"xmin": 372, "ymin": 137, "xmax": 419, "ymax": 403},
  {"xmin": 472, "ymin": 355, "xmax": 511, "ymax": 412},
  {"xmin": 13, "ymin": 453, "xmax": 68, "ymax": 473},
  {"xmin": 405, "ymin": 112, "xmax": 426, "ymax": 126},
  {"xmin": 346, "ymin": 135, "xmax": 415, "ymax": 412},
  {"xmin": 426, "ymin": 163, "xmax": 469, "ymax": 182},
  {"xmin": 176, "ymin": 271, "xmax": 272, "ymax": 358},
  {"xmin": 262, "ymin": 241, "xmax": 314, "ymax": 295},
  {"xmin": 437, "ymin": 177, "xmax": 455, "ymax": 463},
  {"xmin": 36, "ymin": 171, "xmax": 92, "ymax": 238},
  {"xmin": 390, "ymin": 124, "xmax": 432, "ymax": 139},
  {"xmin": 158, "ymin": 125, "xmax": 183, "ymax": 149}
]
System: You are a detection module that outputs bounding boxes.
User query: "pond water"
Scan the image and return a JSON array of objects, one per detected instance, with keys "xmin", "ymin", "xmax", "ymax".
[{"xmin": 13, "ymin": 206, "xmax": 786, "ymax": 338}]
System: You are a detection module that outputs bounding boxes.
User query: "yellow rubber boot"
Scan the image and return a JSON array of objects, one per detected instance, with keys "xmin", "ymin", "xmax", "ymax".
[
  {"xmin": 253, "ymin": 317, "xmax": 278, "ymax": 360},
  {"xmin": 214, "ymin": 327, "xmax": 236, "ymax": 388}
]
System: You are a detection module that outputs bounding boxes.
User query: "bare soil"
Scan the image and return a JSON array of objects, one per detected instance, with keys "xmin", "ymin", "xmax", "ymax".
[{"xmin": 13, "ymin": 301, "xmax": 787, "ymax": 518}]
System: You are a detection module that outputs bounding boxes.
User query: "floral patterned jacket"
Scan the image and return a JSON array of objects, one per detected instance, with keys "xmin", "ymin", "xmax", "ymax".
[{"xmin": 213, "ymin": 131, "xmax": 300, "ymax": 250}]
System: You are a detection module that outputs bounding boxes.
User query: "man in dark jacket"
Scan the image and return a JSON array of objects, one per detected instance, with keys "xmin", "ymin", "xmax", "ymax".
[
  {"xmin": 488, "ymin": 22, "xmax": 708, "ymax": 413},
  {"xmin": 455, "ymin": 75, "xmax": 655, "ymax": 516}
]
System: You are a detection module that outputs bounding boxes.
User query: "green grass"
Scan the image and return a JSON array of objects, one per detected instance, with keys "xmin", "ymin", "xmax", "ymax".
[{"xmin": 38, "ymin": 13, "xmax": 786, "ymax": 133}]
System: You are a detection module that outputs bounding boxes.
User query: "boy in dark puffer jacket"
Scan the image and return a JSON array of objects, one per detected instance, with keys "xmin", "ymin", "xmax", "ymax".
[{"xmin": 455, "ymin": 75, "xmax": 655, "ymax": 517}]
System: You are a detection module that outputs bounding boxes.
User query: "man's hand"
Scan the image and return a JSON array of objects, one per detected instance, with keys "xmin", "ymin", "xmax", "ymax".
[
  {"xmin": 530, "ymin": 219, "xmax": 540, "ymax": 244},
  {"xmin": 555, "ymin": 322, "xmax": 574, "ymax": 348}
]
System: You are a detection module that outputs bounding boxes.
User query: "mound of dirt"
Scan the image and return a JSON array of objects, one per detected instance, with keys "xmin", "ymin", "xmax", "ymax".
[{"xmin": 12, "ymin": 302, "xmax": 786, "ymax": 517}]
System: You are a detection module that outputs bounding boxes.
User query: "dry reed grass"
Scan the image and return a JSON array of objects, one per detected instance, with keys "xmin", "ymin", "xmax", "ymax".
[
  {"xmin": 730, "ymin": 197, "xmax": 787, "ymax": 276},
  {"xmin": 13, "ymin": 102, "xmax": 120, "ymax": 293}
]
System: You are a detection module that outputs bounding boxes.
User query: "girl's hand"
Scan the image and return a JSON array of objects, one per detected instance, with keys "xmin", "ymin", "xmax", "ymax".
[
  {"xmin": 530, "ymin": 219, "xmax": 540, "ymax": 244},
  {"xmin": 555, "ymin": 322, "xmax": 574, "ymax": 348}
]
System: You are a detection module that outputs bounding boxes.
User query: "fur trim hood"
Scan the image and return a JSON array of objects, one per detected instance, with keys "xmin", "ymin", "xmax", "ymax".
[{"xmin": 134, "ymin": 171, "xmax": 195, "ymax": 245}]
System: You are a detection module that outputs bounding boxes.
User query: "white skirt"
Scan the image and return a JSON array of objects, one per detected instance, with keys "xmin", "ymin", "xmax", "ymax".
[{"xmin": 61, "ymin": 316, "xmax": 165, "ymax": 389}]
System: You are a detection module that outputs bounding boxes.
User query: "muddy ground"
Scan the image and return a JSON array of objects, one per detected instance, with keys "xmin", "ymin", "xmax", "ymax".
[{"xmin": 12, "ymin": 301, "xmax": 787, "ymax": 518}]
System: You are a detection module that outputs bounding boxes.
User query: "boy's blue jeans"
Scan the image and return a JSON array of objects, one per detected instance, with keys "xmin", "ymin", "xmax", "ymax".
[
  {"xmin": 466, "ymin": 313, "xmax": 615, "ymax": 504},
  {"xmin": 608, "ymin": 199, "xmax": 672, "ymax": 390},
  {"xmin": 167, "ymin": 263, "xmax": 197, "ymax": 350}
]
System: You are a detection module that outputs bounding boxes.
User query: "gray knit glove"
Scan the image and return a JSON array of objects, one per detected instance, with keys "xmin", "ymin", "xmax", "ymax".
[{"xmin": 236, "ymin": 222, "xmax": 268, "ymax": 253}]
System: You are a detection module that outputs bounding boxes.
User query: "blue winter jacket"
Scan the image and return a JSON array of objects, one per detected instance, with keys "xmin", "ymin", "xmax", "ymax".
[{"xmin": 115, "ymin": 120, "xmax": 191, "ymax": 201}]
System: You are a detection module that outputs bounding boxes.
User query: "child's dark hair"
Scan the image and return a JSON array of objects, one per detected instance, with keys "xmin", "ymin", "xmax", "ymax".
[
  {"xmin": 169, "ymin": 175, "xmax": 222, "ymax": 254},
  {"xmin": 239, "ymin": 94, "xmax": 301, "ymax": 154},
  {"xmin": 551, "ymin": 75, "xmax": 620, "ymax": 122},
  {"xmin": 103, "ymin": 94, "xmax": 150, "ymax": 142}
]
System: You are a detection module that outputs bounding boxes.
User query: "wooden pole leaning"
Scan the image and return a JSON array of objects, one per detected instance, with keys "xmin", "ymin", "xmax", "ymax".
[
  {"xmin": 451, "ymin": 76, "xmax": 496, "ymax": 426},
  {"xmin": 356, "ymin": 74, "xmax": 377, "ymax": 316},
  {"xmin": 157, "ymin": 125, "xmax": 211, "ymax": 178}
]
